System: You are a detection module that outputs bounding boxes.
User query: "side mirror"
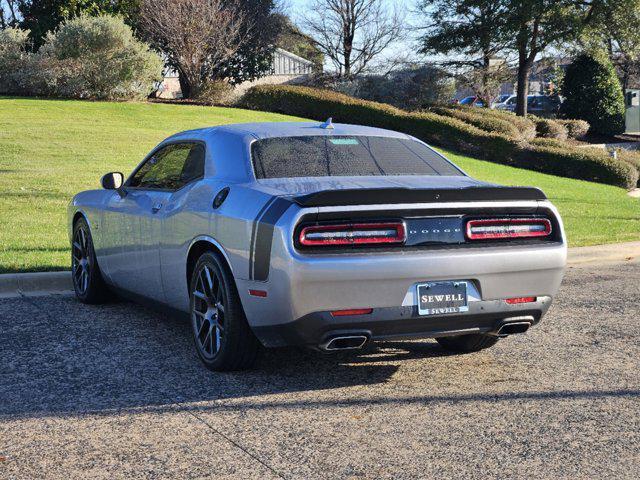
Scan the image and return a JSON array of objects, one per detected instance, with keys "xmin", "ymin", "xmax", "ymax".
[{"xmin": 101, "ymin": 172, "xmax": 124, "ymax": 190}]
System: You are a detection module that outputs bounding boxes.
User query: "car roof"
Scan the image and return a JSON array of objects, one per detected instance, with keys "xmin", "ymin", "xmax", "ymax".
[{"xmin": 165, "ymin": 121, "xmax": 411, "ymax": 142}]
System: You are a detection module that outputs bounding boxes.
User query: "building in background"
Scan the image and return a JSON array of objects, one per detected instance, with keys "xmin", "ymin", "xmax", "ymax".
[{"xmin": 156, "ymin": 47, "xmax": 315, "ymax": 100}]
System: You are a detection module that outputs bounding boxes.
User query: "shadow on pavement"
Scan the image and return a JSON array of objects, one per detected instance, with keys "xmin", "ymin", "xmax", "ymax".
[{"xmin": 0, "ymin": 295, "xmax": 456, "ymax": 420}]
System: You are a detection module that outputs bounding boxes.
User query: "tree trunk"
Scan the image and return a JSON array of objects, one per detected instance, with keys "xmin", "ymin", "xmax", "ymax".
[
  {"xmin": 515, "ymin": 53, "xmax": 533, "ymax": 117},
  {"xmin": 178, "ymin": 71, "xmax": 192, "ymax": 99}
]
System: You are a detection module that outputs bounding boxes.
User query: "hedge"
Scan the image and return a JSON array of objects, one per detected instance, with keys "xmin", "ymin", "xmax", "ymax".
[
  {"xmin": 557, "ymin": 119, "xmax": 590, "ymax": 140},
  {"xmin": 533, "ymin": 118, "xmax": 568, "ymax": 141},
  {"xmin": 429, "ymin": 106, "xmax": 524, "ymax": 141},
  {"xmin": 239, "ymin": 85, "xmax": 639, "ymax": 189},
  {"xmin": 432, "ymin": 106, "xmax": 537, "ymax": 142}
]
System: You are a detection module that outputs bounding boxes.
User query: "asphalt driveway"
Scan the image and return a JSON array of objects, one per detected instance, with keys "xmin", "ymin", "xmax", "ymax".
[{"xmin": 1, "ymin": 260, "xmax": 639, "ymax": 479}]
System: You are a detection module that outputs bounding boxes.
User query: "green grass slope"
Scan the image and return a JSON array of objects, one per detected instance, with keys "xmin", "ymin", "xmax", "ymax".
[{"xmin": 0, "ymin": 97, "xmax": 638, "ymax": 273}]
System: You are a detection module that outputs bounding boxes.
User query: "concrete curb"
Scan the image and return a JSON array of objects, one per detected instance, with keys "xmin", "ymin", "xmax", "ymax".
[
  {"xmin": 567, "ymin": 241, "xmax": 640, "ymax": 266},
  {"xmin": 0, "ymin": 241, "xmax": 639, "ymax": 299},
  {"xmin": 0, "ymin": 271, "xmax": 72, "ymax": 299}
]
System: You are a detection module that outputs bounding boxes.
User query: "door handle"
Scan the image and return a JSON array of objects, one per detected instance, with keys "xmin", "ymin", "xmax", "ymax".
[{"xmin": 151, "ymin": 202, "xmax": 163, "ymax": 213}]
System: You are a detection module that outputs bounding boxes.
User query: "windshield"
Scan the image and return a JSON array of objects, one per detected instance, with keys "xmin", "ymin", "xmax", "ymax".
[
  {"xmin": 459, "ymin": 96, "xmax": 475, "ymax": 105},
  {"xmin": 251, "ymin": 136, "xmax": 463, "ymax": 179}
]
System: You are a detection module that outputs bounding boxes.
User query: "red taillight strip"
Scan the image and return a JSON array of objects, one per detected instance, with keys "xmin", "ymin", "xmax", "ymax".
[
  {"xmin": 330, "ymin": 308, "xmax": 373, "ymax": 317},
  {"xmin": 299, "ymin": 222, "xmax": 406, "ymax": 246},
  {"xmin": 466, "ymin": 218, "xmax": 552, "ymax": 240}
]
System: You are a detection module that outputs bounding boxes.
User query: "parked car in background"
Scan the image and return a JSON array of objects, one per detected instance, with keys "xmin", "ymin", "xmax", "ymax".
[
  {"xmin": 496, "ymin": 95, "xmax": 563, "ymax": 117},
  {"xmin": 68, "ymin": 121, "xmax": 567, "ymax": 371},
  {"xmin": 458, "ymin": 96, "xmax": 486, "ymax": 107},
  {"xmin": 528, "ymin": 94, "xmax": 563, "ymax": 117},
  {"xmin": 493, "ymin": 94, "xmax": 515, "ymax": 110}
]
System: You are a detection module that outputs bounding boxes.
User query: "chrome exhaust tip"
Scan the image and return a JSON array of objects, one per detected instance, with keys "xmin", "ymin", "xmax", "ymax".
[
  {"xmin": 320, "ymin": 335, "xmax": 369, "ymax": 351},
  {"xmin": 495, "ymin": 316, "xmax": 534, "ymax": 337},
  {"xmin": 498, "ymin": 322, "xmax": 531, "ymax": 335}
]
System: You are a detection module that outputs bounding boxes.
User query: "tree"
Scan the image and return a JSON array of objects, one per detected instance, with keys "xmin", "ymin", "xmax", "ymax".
[
  {"xmin": 301, "ymin": 0, "xmax": 404, "ymax": 78},
  {"xmin": 506, "ymin": 0, "xmax": 593, "ymax": 116},
  {"xmin": 417, "ymin": 0, "xmax": 512, "ymax": 107},
  {"xmin": 140, "ymin": 0, "xmax": 247, "ymax": 99},
  {"xmin": 584, "ymin": 0, "xmax": 640, "ymax": 91},
  {"xmin": 274, "ymin": 13, "xmax": 323, "ymax": 69},
  {"xmin": 417, "ymin": 0, "xmax": 595, "ymax": 116},
  {"xmin": 1, "ymin": 0, "xmax": 24, "ymax": 29},
  {"xmin": 216, "ymin": 0, "xmax": 282, "ymax": 86},
  {"xmin": 561, "ymin": 52, "xmax": 625, "ymax": 136},
  {"xmin": 17, "ymin": 0, "xmax": 140, "ymax": 48}
]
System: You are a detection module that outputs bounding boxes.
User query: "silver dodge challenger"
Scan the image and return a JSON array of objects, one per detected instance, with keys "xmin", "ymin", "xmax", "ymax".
[{"xmin": 68, "ymin": 120, "xmax": 567, "ymax": 371}]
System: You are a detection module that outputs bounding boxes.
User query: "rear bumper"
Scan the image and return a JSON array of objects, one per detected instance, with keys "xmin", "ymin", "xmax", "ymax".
[
  {"xmin": 253, "ymin": 297, "xmax": 551, "ymax": 347},
  {"xmin": 238, "ymin": 241, "xmax": 566, "ymax": 331}
]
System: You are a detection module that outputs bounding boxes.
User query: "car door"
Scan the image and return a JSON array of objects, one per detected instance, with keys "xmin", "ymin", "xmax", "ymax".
[{"xmin": 107, "ymin": 142, "xmax": 204, "ymax": 301}]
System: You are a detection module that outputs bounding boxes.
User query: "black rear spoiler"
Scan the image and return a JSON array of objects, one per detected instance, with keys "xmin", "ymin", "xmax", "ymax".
[{"xmin": 291, "ymin": 187, "xmax": 547, "ymax": 207}]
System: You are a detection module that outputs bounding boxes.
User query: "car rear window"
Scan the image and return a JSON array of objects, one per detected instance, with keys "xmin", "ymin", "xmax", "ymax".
[{"xmin": 251, "ymin": 136, "xmax": 463, "ymax": 179}]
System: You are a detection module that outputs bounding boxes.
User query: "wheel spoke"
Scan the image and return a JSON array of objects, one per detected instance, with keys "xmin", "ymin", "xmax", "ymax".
[
  {"xmin": 203, "ymin": 266, "xmax": 214, "ymax": 294},
  {"xmin": 214, "ymin": 327, "xmax": 221, "ymax": 352},
  {"xmin": 202, "ymin": 329, "xmax": 212, "ymax": 354},
  {"xmin": 210, "ymin": 325, "xmax": 216, "ymax": 354},
  {"xmin": 212, "ymin": 272, "xmax": 221, "ymax": 298},
  {"xmin": 196, "ymin": 317, "xmax": 207, "ymax": 338},
  {"xmin": 79, "ymin": 228, "xmax": 87, "ymax": 250},
  {"xmin": 72, "ymin": 241, "xmax": 82, "ymax": 252},
  {"xmin": 193, "ymin": 290, "xmax": 207, "ymax": 301},
  {"xmin": 82, "ymin": 271, "xmax": 88, "ymax": 292}
]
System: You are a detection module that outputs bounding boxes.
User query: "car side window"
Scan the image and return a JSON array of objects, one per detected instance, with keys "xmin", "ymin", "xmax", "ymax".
[{"xmin": 129, "ymin": 143, "xmax": 205, "ymax": 190}]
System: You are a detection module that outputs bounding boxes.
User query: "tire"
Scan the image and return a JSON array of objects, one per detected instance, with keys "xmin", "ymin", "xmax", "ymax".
[
  {"xmin": 189, "ymin": 251, "xmax": 260, "ymax": 371},
  {"xmin": 71, "ymin": 217, "xmax": 110, "ymax": 304},
  {"xmin": 436, "ymin": 333, "xmax": 499, "ymax": 353}
]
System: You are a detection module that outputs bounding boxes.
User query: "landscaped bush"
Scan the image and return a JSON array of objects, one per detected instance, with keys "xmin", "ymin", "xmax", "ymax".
[
  {"xmin": 0, "ymin": 28, "xmax": 30, "ymax": 94},
  {"xmin": 240, "ymin": 84, "xmax": 639, "ymax": 189},
  {"xmin": 304, "ymin": 67, "xmax": 455, "ymax": 110},
  {"xmin": 38, "ymin": 15, "xmax": 163, "ymax": 100},
  {"xmin": 469, "ymin": 107, "xmax": 538, "ymax": 141},
  {"xmin": 195, "ymin": 80, "xmax": 234, "ymax": 105},
  {"xmin": 517, "ymin": 144, "xmax": 638, "ymax": 189},
  {"xmin": 617, "ymin": 150, "xmax": 640, "ymax": 185},
  {"xmin": 557, "ymin": 119, "xmax": 590, "ymax": 139},
  {"xmin": 0, "ymin": 15, "xmax": 162, "ymax": 100},
  {"xmin": 561, "ymin": 52, "xmax": 626, "ymax": 136},
  {"xmin": 430, "ymin": 106, "xmax": 524, "ymax": 141},
  {"xmin": 240, "ymin": 84, "xmax": 519, "ymax": 163},
  {"xmin": 534, "ymin": 118, "xmax": 568, "ymax": 141}
]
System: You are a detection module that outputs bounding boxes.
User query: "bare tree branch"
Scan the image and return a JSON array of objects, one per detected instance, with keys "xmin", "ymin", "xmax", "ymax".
[
  {"xmin": 301, "ymin": 0, "xmax": 404, "ymax": 77},
  {"xmin": 1, "ymin": 0, "xmax": 22, "ymax": 29},
  {"xmin": 139, "ymin": 0, "xmax": 250, "ymax": 98}
]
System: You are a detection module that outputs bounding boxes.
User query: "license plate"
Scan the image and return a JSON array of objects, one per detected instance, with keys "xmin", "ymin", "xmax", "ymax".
[{"xmin": 417, "ymin": 281, "xmax": 468, "ymax": 316}]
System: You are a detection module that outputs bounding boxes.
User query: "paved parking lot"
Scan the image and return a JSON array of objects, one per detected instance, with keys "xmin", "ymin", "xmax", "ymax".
[{"xmin": 1, "ymin": 260, "xmax": 639, "ymax": 479}]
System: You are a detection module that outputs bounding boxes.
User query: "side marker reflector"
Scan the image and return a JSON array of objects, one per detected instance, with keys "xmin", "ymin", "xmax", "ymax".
[
  {"xmin": 505, "ymin": 297, "xmax": 536, "ymax": 304},
  {"xmin": 249, "ymin": 289, "xmax": 268, "ymax": 298}
]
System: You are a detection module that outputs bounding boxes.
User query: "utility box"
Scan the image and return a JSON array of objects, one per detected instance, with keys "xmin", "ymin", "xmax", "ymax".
[{"xmin": 625, "ymin": 89, "xmax": 640, "ymax": 133}]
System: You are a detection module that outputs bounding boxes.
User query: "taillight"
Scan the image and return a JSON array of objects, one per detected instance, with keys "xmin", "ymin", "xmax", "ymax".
[
  {"xmin": 299, "ymin": 222, "xmax": 406, "ymax": 247},
  {"xmin": 466, "ymin": 218, "xmax": 552, "ymax": 240}
]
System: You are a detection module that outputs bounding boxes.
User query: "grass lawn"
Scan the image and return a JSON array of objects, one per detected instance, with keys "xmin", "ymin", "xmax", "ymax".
[{"xmin": 1, "ymin": 96, "xmax": 639, "ymax": 273}]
